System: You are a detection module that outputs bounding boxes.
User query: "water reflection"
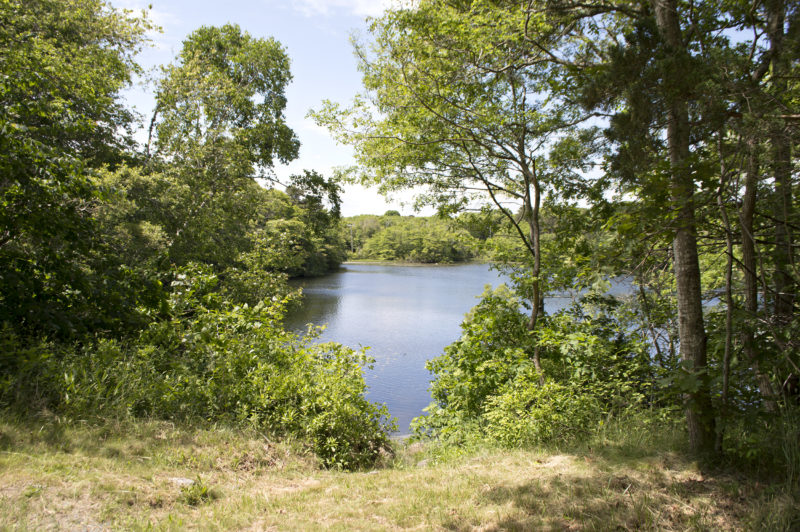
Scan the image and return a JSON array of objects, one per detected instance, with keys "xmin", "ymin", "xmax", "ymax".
[
  {"xmin": 285, "ymin": 264, "xmax": 633, "ymax": 435},
  {"xmin": 285, "ymin": 263, "xmax": 507, "ymax": 434}
]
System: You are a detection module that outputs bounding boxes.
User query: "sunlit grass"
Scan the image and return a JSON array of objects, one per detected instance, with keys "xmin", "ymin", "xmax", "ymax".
[{"xmin": 1, "ymin": 414, "xmax": 798, "ymax": 530}]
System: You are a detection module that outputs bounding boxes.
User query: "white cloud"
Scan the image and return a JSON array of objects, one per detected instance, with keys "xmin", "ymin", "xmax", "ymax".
[
  {"xmin": 113, "ymin": 0, "xmax": 176, "ymax": 27},
  {"xmin": 111, "ymin": 0, "xmax": 179, "ymax": 51},
  {"xmin": 292, "ymin": 0, "xmax": 408, "ymax": 18},
  {"xmin": 299, "ymin": 116, "xmax": 334, "ymax": 137}
]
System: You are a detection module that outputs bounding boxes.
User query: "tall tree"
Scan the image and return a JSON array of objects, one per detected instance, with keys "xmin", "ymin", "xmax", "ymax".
[
  {"xmin": 730, "ymin": 0, "xmax": 798, "ymax": 406},
  {"xmin": 762, "ymin": 0, "xmax": 796, "ymax": 323},
  {"xmin": 0, "ymin": 0, "xmax": 151, "ymax": 335},
  {"xmin": 148, "ymin": 24, "xmax": 300, "ymax": 266},
  {"xmin": 649, "ymin": 0, "xmax": 716, "ymax": 455},
  {"xmin": 313, "ymin": 0, "xmax": 599, "ymax": 376},
  {"xmin": 524, "ymin": 0, "xmax": 738, "ymax": 454}
]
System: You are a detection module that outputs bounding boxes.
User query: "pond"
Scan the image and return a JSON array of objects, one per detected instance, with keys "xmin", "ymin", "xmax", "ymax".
[
  {"xmin": 285, "ymin": 263, "xmax": 508, "ymax": 434},
  {"xmin": 284, "ymin": 262, "xmax": 620, "ymax": 434}
]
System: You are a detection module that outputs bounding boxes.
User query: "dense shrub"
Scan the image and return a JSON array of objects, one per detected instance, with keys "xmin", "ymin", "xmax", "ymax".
[
  {"xmin": 537, "ymin": 294, "xmax": 654, "ymax": 412},
  {"xmin": 423, "ymin": 285, "xmax": 532, "ymax": 422},
  {"xmin": 0, "ymin": 265, "xmax": 394, "ymax": 470},
  {"xmin": 483, "ymin": 371, "xmax": 603, "ymax": 447},
  {"xmin": 414, "ymin": 286, "xmax": 653, "ymax": 448},
  {"xmin": 413, "ymin": 286, "xmax": 532, "ymax": 440},
  {"xmin": 352, "ymin": 215, "xmax": 477, "ymax": 263}
]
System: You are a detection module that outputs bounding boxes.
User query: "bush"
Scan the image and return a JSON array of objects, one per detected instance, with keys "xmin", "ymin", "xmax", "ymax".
[
  {"xmin": 0, "ymin": 326, "xmax": 63, "ymax": 410},
  {"xmin": 483, "ymin": 372, "xmax": 603, "ymax": 447},
  {"xmin": 413, "ymin": 285, "xmax": 536, "ymax": 441},
  {"xmin": 414, "ymin": 286, "xmax": 653, "ymax": 449},
  {"xmin": 423, "ymin": 285, "xmax": 532, "ymax": 422},
  {"xmin": 355, "ymin": 216, "xmax": 477, "ymax": 263},
  {"xmin": 1, "ymin": 265, "xmax": 394, "ymax": 470}
]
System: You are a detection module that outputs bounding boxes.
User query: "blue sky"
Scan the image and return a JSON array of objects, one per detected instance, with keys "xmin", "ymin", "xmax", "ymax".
[{"xmin": 115, "ymin": 0, "xmax": 420, "ymax": 216}]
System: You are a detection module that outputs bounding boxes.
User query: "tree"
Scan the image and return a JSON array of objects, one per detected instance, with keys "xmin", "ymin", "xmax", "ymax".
[
  {"xmin": 148, "ymin": 24, "xmax": 300, "ymax": 266},
  {"xmin": 0, "ymin": 0, "xmax": 152, "ymax": 335},
  {"xmin": 316, "ymin": 0, "xmax": 800, "ymax": 456},
  {"xmin": 353, "ymin": 215, "xmax": 476, "ymax": 263},
  {"xmin": 313, "ymin": 0, "xmax": 599, "ymax": 376},
  {"xmin": 528, "ymin": 0, "xmax": 798, "ymax": 453},
  {"xmin": 706, "ymin": 0, "xmax": 799, "ymax": 414},
  {"xmin": 150, "ymin": 23, "xmax": 298, "ymax": 169},
  {"xmin": 285, "ymin": 170, "xmax": 343, "ymax": 236}
]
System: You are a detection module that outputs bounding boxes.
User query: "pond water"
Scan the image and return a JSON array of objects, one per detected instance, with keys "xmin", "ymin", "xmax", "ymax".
[
  {"xmin": 284, "ymin": 262, "xmax": 623, "ymax": 434},
  {"xmin": 284, "ymin": 263, "xmax": 508, "ymax": 434}
]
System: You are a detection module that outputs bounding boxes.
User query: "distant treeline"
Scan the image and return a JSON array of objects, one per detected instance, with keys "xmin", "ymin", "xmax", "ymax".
[{"xmin": 342, "ymin": 210, "xmax": 530, "ymax": 263}]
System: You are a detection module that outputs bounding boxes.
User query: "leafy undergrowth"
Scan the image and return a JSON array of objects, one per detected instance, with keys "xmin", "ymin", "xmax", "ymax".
[{"xmin": 1, "ymin": 416, "xmax": 798, "ymax": 531}]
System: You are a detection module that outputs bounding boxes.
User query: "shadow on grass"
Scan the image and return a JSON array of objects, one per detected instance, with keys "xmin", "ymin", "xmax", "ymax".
[
  {"xmin": 0, "ymin": 413, "xmax": 288, "ymax": 474},
  {"xmin": 448, "ymin": 451, "xmax": 798, "ymax": 531}
]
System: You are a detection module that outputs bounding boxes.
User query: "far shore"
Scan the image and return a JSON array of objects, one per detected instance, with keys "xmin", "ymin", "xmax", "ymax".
[{"xmin": 341, "ymin": 259, "xmax": 493, "ymax": 267}]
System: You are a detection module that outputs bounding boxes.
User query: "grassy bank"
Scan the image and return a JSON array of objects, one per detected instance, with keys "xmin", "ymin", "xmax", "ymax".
[{"xmin": 1, "ymin": 416, "xmax": 798, "ymax": 530}]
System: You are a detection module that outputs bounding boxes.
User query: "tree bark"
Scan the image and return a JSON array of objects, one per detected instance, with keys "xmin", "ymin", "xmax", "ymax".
[
  {"xmin": 740, "ymin": 139, "xmax": 778, "ymax": 410},
  {"xmin": 651, "ymin": 0, "xmax": 716, "ymax": 455},
  {"xmin": 523, "ymin": 160, "xmax": 544, "ymax": 384},
  {"xmin": 765, "ymin": 0, "xmax": 795, "ymax": 322}
]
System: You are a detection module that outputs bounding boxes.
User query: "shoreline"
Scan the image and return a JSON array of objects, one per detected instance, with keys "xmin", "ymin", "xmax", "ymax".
[{"xmin": 341, "ymin": 259, "xmax": 493, "ymax": 267}]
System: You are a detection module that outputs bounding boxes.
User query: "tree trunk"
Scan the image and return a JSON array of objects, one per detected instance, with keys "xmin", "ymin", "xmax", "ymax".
[
  {"xmin": 651, "ymin": 0, "xmax": 716, "ymax": 455},
  {"xmin": 716, "ymin": 136, "xmax": 734, "ymax": 453},
  {"xmin": 765, "ymin": 0, "xmax": 795, "ymax": 322},
  {"xmin": 740, "ymin": 139, "xmax": 778, "ymax": 410},
  {"xmin": 523, "ymin": 161, "xmax": 544, "ymax": 384}
]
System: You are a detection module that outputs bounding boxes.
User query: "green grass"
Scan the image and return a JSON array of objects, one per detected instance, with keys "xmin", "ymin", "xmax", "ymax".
[{"xmin": 1, "ymin": 414, "xmax": 798, "ymax": 530}]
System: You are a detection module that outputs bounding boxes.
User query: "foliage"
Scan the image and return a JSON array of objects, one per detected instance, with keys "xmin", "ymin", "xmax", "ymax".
[
  {"xmin": 317, "ymin": 0, "xmax": 799, "ymax": 461},
  {"xmin": 0, "ymin": 2, "xmax": 379, "ymax": 470},
  {"xmin": 0, "ymin": 0, "xmax": 152, "ymax": 336},
  {"xmin": 286, "ymin": 170, "xmax": 342, "ymax": 233},
  {"xmin": 144, "ymin": 25, "xmax": 342, "ymax": 275},
  {"xmin": 537, "ymin": 294, "xmax": 654, "ymax": 412},
  {"xmin": 483, "ymin": 374, "xmax": 602, "ymax": 447},
  {"xmin": 720, "ymin": 406, "xmax": 800, "ymax": 483},
  {"xmin": 347, "ymin": 214, "xmax": 478, "ymax": 263},
  {"xmin": 423, "ymin": 286, "xmax": 531, "ymax": 424},
  {"xmin": 0, "ymin": 265, "xmax": 393, "ymax": 469},
  {"xmin": 415, "ymin": 285, "xmax": 660, "ymax": 450},
  {"xmin": 3, "ymin": 0, "xmax": 798, "ymax": 477},
  {"xmin": 178, "ymin": 478, "xmax": 215, "ymax": 506},
  {"xmin": 152, "ymin": 23, "xmax": 298, "ymax": 170}
]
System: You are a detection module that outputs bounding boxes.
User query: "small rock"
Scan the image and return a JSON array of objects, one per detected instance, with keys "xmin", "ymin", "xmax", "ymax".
[
  {"xmin": 416, "ymin": 459, "xmax": 429, "ymax": 467},
  {"xmin": 168, "ymin": 477, "xmax": 194, "ymax": 487},
  {"xmin": 406, "ymin": 442, "xmax": 424, "ymax": 454}
]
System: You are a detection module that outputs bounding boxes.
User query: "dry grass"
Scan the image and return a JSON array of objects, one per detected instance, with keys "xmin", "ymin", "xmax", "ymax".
[{"xmin": 0, "ymin": 416, "xmax": 797, "ymax": 530}]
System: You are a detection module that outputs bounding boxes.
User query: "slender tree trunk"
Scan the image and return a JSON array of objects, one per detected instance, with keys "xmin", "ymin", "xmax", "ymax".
[
  {"xmin": 740, "ymin": 139, "xmax": 778, "ymax": 410},
  {"xmin": 145, "ymin": 106, "xmax": 160, "ymax": 163},
  {"xmin": 716, "ymin": 135, "xmax": 734, "ymax": 452},
  {"xmin": 772, "ymin": 132, "xmax": 793, "ymax": 318},
  {"xmin": 651, "ymin": 0, "xmax": 716, "ymax": 455},
  {"xmin": 765, "ymin": 0, "xmax": 795, "ymax": 322},
  {"xmin": 638, "ymin": 280, "xmax": 664, "ymax": 367},
  {"xmin": 523, "ymin": 161, "xmax": 544, "ymax": 384}
]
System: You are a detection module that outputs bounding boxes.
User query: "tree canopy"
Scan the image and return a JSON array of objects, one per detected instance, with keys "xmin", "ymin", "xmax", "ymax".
[
  {"xmin": 315, "ymin": 0, "xmax": 799, "ymax": 457},
  {"xmin": 1, "ymin": 0, "xmax": 798, "ymax": 476},
  {"xmin": 0, "ymin": 1, "xmax": 385, "ymax": 469},
  {"xmin": 0, "ymin": 0, "xmax": 153, "ymax": 335}
]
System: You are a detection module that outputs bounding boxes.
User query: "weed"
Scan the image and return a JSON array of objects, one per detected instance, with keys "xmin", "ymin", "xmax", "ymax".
[
  {"xmin": 22, "ymin": 484, "xmax": 43, "ymax": 498},
  {"xmin": 178, "ymin": 477, "xmax": 214, "ymax": 506}
]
